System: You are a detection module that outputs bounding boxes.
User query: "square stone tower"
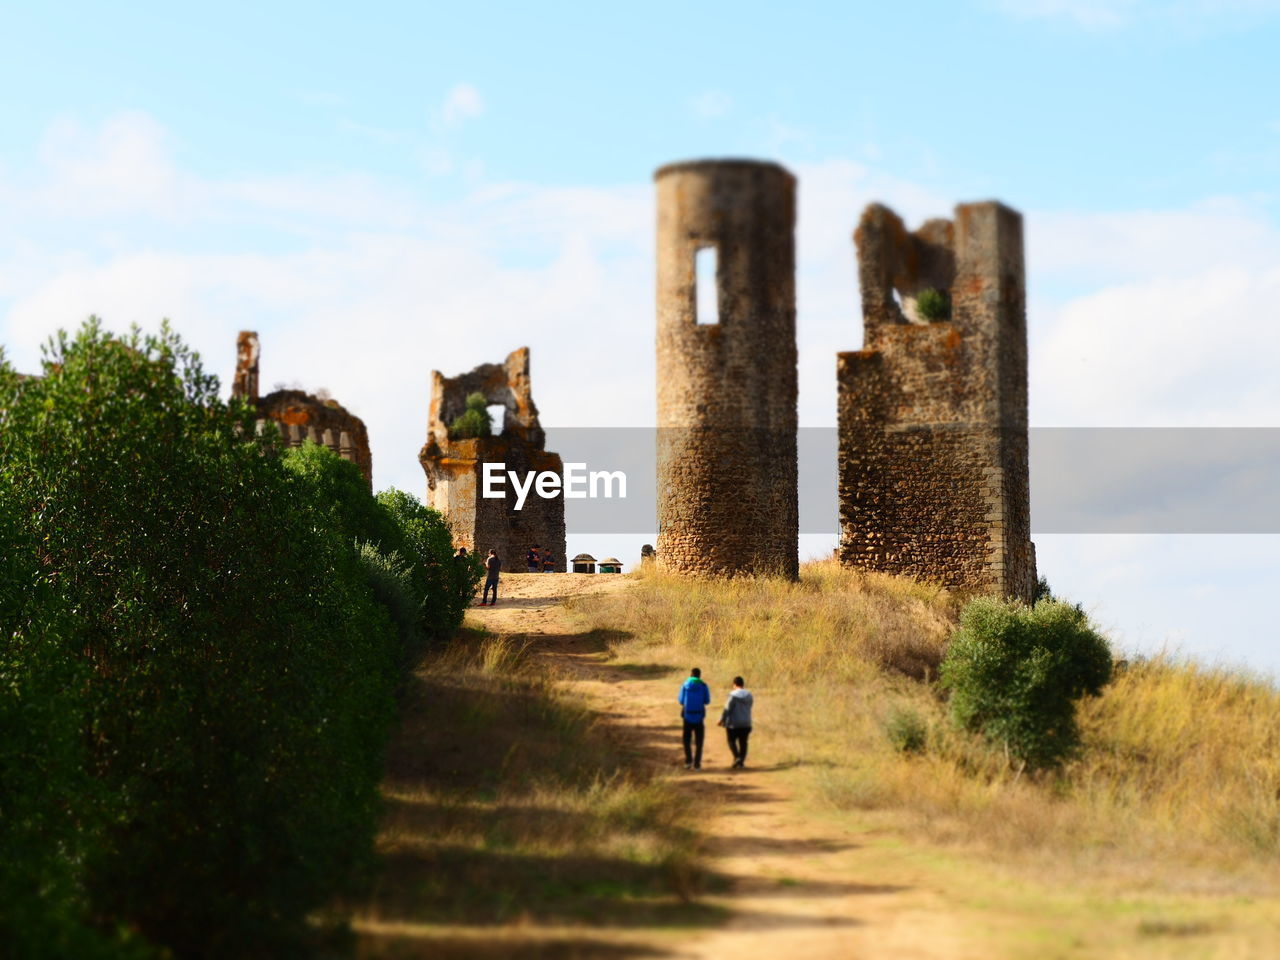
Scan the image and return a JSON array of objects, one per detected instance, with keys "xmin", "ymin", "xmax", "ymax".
[{"xmin": 837, "ymin": 202, "xmax": 1036, "ymax": 600}]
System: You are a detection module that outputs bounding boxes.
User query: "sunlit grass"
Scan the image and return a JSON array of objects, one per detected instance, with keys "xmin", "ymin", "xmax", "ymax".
[{"xmin": 574, "ymin": 560, "xmax": 1280, "ymax": 889}]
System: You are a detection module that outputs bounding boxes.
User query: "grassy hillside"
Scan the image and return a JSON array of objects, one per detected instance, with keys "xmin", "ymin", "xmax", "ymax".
[{"xmin": 573, "ymin": 561, "xmax": 1280, "ymax": 888}]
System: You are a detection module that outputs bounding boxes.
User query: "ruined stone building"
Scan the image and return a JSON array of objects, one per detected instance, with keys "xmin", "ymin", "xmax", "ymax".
[
  {"xmin": 837, "ymin": 203, "xmax": 1036, "ymax": 601},
  {"xmin": 418, "ymin": 347, "xmax": 566, "ymax": 573},
  {"xmin": 231, "ymin": 330, "xmax": 373, "ymax": 486},
  {"xmin": 654, "ymin": 159, "xmax": 799, "ymax": 579}
]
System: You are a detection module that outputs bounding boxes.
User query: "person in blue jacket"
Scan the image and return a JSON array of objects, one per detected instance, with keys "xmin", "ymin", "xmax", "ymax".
[{"xmin": 678, "ymin": 667, "xmax": 712, "ymax": 770}]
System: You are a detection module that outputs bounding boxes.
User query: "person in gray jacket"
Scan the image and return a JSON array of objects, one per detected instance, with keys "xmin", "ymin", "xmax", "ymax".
[{"xmin": 720, "ymin": 676, "xmax": 754, "ymax": 769}]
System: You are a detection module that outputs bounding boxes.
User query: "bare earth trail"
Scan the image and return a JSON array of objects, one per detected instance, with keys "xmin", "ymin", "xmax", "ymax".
[{"xmin": 462, "ymin": 573, "xmax": 990, "ymax": 960}]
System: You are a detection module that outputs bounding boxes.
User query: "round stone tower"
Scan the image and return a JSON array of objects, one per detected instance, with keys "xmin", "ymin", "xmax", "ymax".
[{"xmin": 654, "ymin": 159, "xmax": 799, "ymax": 578}]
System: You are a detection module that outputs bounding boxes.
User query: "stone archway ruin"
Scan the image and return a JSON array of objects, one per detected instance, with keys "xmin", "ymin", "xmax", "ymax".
[{"xmin": 419, "ymin": 347, "xmax": 566, "ymax": 573}]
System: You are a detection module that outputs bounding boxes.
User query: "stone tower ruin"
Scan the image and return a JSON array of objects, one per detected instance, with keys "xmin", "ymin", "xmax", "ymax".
[
  {"xmin": 837, "ymin": 202, "xmax": 1036, "ymax": 600},
  {"xmin": 232, "ymin": 330, "xmax": 373, "ymax": 487},
  {"xmin": 654, "ymin": 160, "xmax": 799, "ymax": 578},
  {"xmin": 418, "ymin": 347, "xmax": 566, "ymax": 573}
]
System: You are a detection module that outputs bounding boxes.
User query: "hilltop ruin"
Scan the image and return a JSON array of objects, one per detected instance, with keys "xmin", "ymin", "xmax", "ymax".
[
  {"xmin": 418, "ymin": 347, "xmax": 566, "ymax": 572},
  {"xmin": 654, "ymin": 160, "xmax": 799, "ymax": 579},
  {"xmin": 837, "ymin": 202, "xmax": 1036, "ymax": 601},
  {"xmin": 231, "ymin": 330, "xmax": 373, "ymax": 486}
]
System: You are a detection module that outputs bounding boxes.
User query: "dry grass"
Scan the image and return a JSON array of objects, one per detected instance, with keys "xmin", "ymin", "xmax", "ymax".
[
  {"xmin": 574, "ymin": 560, "xmax": 1280, "ymax": 891},
  {"xmin": 347, "ymin": 629, "xmax": 713, "ymax": 956}
]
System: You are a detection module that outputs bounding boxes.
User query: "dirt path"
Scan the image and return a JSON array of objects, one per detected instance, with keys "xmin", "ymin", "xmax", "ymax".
[{"xmin": 467, "ymin": 573, "xmax": 988, "ymax": 960}]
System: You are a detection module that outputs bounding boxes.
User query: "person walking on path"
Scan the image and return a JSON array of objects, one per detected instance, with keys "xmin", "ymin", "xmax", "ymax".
[
  {"xmin": 720, "ymin": 676, "xmax": 754, "ymax": 769},
  {"xmin": 482, "ymin": 549, "xmax": 501, "ymax": 606},
  {"xmin": 678, "ymin": 668, "xmax": 712, "ymax": 770}
]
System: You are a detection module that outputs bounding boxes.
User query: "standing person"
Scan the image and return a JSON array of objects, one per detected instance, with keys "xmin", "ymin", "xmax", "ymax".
[
  {"xmin": 482, "ymin": 549, "xmax": 501, "ymax": 606},
  {"xmin": 541, "ymin": 548, "xmax": 556, "ymax": 573},
  {"xmin": 678, "ymin": 668, "xmax": 711, "ymax": 770},
  {"xmin": 721, "ymin": 676, "xmax": 754, "ymax": 769},
  {"xmin": 526, "ymin": 544, "xmax": 540, "ymax": 573}
]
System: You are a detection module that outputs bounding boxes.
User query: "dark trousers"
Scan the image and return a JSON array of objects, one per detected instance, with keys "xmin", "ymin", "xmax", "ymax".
[
  {"xmin": 682, "ymin": 720, "xmax": 705, "ymax": 766},
  {"xmin": 727, "ymin": 727, "xmax": 752, "ymax": 765},
  {"xmin": 482, "ymin": 577, "xmax": 499, "ymax": 603}
]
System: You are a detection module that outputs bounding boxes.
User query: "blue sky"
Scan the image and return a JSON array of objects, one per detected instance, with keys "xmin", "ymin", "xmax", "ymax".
[{"xmin": 3, "ymin": 0, "xmax": 1279, "ymax": 670}]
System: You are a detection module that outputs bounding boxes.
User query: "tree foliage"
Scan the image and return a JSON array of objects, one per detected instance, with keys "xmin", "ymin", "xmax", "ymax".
[
  {"xmin": 0, "ymin": 319, "xmax": 464, "ymax": 957},
  {"xmin": 940, "ymin": 596, "xmax": 1113, "ymax": 771}
]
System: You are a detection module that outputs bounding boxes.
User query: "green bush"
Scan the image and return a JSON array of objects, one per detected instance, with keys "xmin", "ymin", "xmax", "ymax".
[
  {"xmin": 884, "ymin": 706, "xmax": 928, "ymax": 755},
  {"xmin": 282, "ymin": 439, "xmax": 404, "ymax": 549},
  {"xmin": 377, "ymin": 487, "xmax": 484, "ymax": 638},
  {"xmin": 282, "ymin": 445, "xmax": 481, "ymax": 647},
  {"xmin": 357, "ymin": 541, "xmax": 424, "ymax": 649},
  {"xmin": 0, "ymin": 320, "xmax": 404, "ymax": 957},
  {"xmin": 940, "ymin": 596, "xmax": 1112, "ymax": 772},
  {"xmin": 916, "ymin": 287, "xmax": 951, "ymax": 321},
  {"xmin": 450, "ymin": 390, "xmax": 493, "ymax": 439}
]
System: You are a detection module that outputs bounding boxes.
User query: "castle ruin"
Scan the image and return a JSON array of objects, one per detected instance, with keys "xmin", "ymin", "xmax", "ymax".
[
  {"xmin": 232, "ymin": 330, "xmax": 373, "ymax": 486},
  {"xmin": 837, "ymin": 202, "xmax": 1036, "ymax": 600},
  {"xmin": 654, "ymin": 160, "xmax": 799, "ymax": 579},
  {"xmin": 418, "ymin": 347, "xmax": 566, "ymax": 573}
]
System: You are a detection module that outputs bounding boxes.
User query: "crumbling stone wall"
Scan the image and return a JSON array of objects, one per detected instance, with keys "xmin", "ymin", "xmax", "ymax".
[
  {"xmin": 232, "ymin": 330, "xmax": 373, "ymax": 486},
  {"xmin": 654, "ymin": 159, "xmax": 799, "ymax": 579},
  {"xmin": 418, "ymin": 347, "xmax": 566, "ymax": 573},
  {"xmin": 837, "ymin": 202, "xmax": 1036, "ymax": 600}
]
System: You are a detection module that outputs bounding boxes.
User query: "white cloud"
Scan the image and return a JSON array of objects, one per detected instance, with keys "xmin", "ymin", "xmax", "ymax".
[
  {"xmin": 1025, "ymin": 201, "xmax": 1280, "ymax": 426},
  {"xmin": 30, "ymin": 112, "xmax": 188, "ymax": 219},
  {"xmin": 990, "ymin": 0, "xmax": 1280, "ymax": 29},
  {"xmin": 440, "ymin": 83, "xmax": 484, "ymax": 127},
  {"xmin": 689, "ymin": 90, "xmax": 732, "ymax": 119},
  {"xmin": 1031, "ymin": 264, "xmax": 1280, "ymax": 426}
]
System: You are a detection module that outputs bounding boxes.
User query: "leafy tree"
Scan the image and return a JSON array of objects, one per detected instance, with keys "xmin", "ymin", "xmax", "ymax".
[
  {"xmin": 0, "ymin": 320, "xmax": 402, "ymax": 957},
  {"xmin": 282, "ymin": 439, "xmax": 405, "ymax": 552},
  {"xmin": 940, "ymin": 596, "xmax": 1112, "ymax": 772}
]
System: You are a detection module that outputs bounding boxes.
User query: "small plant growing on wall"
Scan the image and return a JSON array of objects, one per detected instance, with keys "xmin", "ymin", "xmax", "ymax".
[
  {"xmin": 450, "ymin": 391, "xmax": 493, "ymax": 439},
  {"xmin": 916, "ymin": 287, "xmax": 951, "ymax": 322}
]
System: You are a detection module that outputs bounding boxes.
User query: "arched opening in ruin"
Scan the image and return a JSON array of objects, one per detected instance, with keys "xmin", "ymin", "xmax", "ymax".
[
  {"xmin": 486, "ymin": 403, "xmax": 506, "ymax": 435},
  {"xmin": 695, "ymin": 246, "xmax": 719, "ymax": 325}
]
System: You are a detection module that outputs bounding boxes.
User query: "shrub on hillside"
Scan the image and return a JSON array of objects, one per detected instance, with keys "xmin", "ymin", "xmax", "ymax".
[
  {"xmin": 940, "ymin": 596, "xmax": 1112, "ymax": 771},
  {"xmin": 449, "ymin": 390, "xmax": 493, "ymax": 439},
  {"xmin": 0, "ymin": 320, "xmax": 403, "ymax": 957},
  {"xmin": 884, "ymin": 706, "xmax": 928, "ymax": 755}
]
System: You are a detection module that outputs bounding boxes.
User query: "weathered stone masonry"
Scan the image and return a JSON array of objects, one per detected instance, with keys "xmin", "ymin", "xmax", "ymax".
[
  {"xmin": 232, "ymin": 330, "xmax": 373, "ymax": 487},
  {"xmin": 655, "ymin": 160, "xmax": 799, "ymax": 578},
  {"xmin": 418, "ymin": 347, "xmax": 566, "ymax": 573},
  {"xmin": 837, "ymin": 202, "xmax": 1036, "ymax": 601}
]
